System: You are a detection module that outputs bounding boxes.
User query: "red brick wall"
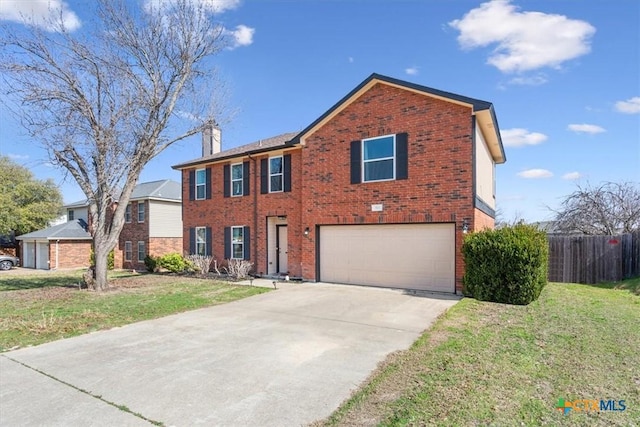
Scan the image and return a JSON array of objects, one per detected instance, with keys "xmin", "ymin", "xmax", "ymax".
[
  {"xmin": 182, "ymin": 151, "xmax": 303, "ymax": 277},
  {"xmin": 117, "ymin": 201, "xmax": 150, "ymax": 269},
  {"xmin": 474, "ymin": 208, "xmax": 495, "ymax": 231},
  {"xmin": 50, "ymin": 240, "xmax": 92, "ymax": 269},
  {"xmin": 149, "ymin": 237, "xmax": 183, "ymax": 257},
  {"xmin": 299, "ymin": 83, "xmax": 475, "ymax": 292}
]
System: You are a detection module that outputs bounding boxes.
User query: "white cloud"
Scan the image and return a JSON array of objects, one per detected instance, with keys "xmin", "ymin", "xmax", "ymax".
[
  {"xmin": 615, "ymin": 97, "xmax": 640, "ymax": 114},
  {"xmin": 501, "ymin": 128, "xmax": 548, "ymax": 147},
  {"xmin": 0, "ymin": 0, "xmax": 81, "ymax": 32},
  {"xmin": 562, "ymin": 172, "xmax": 582, "ymax": 180},
  {"xmin": 508, "ymin": 74, "xmax": 548, "ymax": 86},
  {"xmin": 449, "ymin": 0, "xmax": 595, "ymax": 73},
  {"xmin": 224, "ymin": 24, "xmax": 254, "ymax": 49},
  {"xmin": 7, "ymin": 153, "xmax": 29, "ymax": 160},
  {"xmin": 567, "ymin": 123, "xmax": 605, "ymax": 134},
  {"xmin": 405, "ymin": 66, "xmax": 419, "ymax": 76},
  {"xmin": 146, "ymin": 0, "xmax": 241, "ymax": 14},
  {"xmin": 517, "ymin": 169, "xmax": 553, "ymax": 179}
]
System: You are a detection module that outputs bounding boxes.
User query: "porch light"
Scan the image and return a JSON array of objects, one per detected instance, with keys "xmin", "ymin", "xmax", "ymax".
[
  {"xmin": 462, "ymin": 219, "xmax": 469, "ymax": 234},
  {"xmin": 303, "ymin": 227, "xmax": 310, "ymax": 237}
]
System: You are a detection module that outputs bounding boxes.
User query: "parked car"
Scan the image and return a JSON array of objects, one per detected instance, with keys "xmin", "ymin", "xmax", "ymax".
[{"xmin": 0, "ymin": 254, "xmax": 20, "ymax": 270}]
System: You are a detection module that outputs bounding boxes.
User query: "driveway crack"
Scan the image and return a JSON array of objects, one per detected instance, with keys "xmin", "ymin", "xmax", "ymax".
[{"xmin": 1, "ymin": 355, "xmax": 164, "ymax": 426}]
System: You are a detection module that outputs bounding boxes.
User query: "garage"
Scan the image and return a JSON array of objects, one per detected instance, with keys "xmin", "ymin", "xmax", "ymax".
[{"xmin": 319, "ymin": 223, "xmax": 455, "ymax": 293}]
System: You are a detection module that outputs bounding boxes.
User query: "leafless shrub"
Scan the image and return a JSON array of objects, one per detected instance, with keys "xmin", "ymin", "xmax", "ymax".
[
  {"xmin": 186, "ymin": 255, "xmax": 213, "ymax": 276},
  {"xmin": 223, "ymin": 259, "xmax": 253, "ymax": 280}
]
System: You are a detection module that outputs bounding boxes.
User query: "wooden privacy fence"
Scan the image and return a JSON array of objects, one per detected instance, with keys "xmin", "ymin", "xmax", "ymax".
[{"xmin": 547, "ymin": 232, "xmax": 640, "ymax": 284}]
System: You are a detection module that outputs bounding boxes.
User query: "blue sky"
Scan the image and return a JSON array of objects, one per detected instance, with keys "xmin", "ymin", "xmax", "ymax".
[{"xmin": 1, "ymin": 0, "xmax": 638, "ymax": 222}]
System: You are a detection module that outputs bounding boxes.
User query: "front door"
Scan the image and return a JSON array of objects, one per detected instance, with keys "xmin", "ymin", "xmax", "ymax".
[{"xmin": 276, "ymin": 225, "xmax": 288, "ymax": 274}]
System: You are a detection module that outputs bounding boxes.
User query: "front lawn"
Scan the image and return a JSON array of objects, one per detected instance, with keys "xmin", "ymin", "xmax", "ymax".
[
  {"xmin": 0, "ymin": 271, "xmax": 269, "ymax": 351},
  {"xmin": 320, "ymin": 278, "xmax": 640, "ymax": 426}
]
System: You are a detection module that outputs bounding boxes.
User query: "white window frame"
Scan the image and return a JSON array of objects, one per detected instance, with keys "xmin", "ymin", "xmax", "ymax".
[
  {"xmin": 195, "ymin": 168, "xmax": 206, "ymax": 200},
  {"xmin": 124, "ymin": 241, "xmax": 132, "ymax": 262},
  {"xmin": 231, "ymin": 163, "xmax": 243, "ymax": 197},
  {"xmin": 137, "ymin": 241, "xmax": 145, "ymax": 262},
  {"xmin": 137, "ymin": 201, "xmax": 145, "ymax": 223},
  {"xmin": 362, "ymin": 134, "xmax": 396, "ymax": 183},
  {"xmin": 231, "ymin": 226, "xmax": 244, "ymax": 260},
  {"xmin": 125, "ymin": 204, "xmax": 131, "ymax": 223},
  {"xmin": 195, "ymin": 226, "xmax": 207, "ymax": 256},
  {"xmin": 68, "ymin": 210, "xmax": 75, "ymax": 221},
  {"xmin": 269, "ymin": 156, "xmax": 283, "ymax": 193}
]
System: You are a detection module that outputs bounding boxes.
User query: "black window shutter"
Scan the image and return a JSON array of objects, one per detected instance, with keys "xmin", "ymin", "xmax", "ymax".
[
  {"xmin": 350, "ymin": 140, "xmax": 361, "ymax": 184},
  {"xmin": 189, "ymin": 170, "xmax": 195, "ymax": 200},
  {"xmin": 283, "ymin": 154, "xmax": 292, "ymax": 192},
  {"xmin": 224, "ymin": 227, "xmax": 231, "ymax": 259},
  {"xmin": 223, "ymin": 164, "xmax": 230, "ymax": 198},
  {"xmin": 206, "ymin": 227, "xmax": 212, "ymax": 257},
  {"xmin": 243, "ymin": 226, "xmax": 250, "ymax": 260},
  {"xmin": 189, "ymin": 227, "xmax": 196, "ymax": 255},
  {"xmin": 243, "ymin": 161, "xmax": 250, "ymax": 196},
  {"xmin": 260, "ymin": 158, "xmax": 268, "ymax": 194},
  {"xmin": 396, "ymin": 132, "xmax": 408, "ymax": 180},
  {"xmin": 205, "ymin": 167, "xmax": 212, "ymax": 199}
]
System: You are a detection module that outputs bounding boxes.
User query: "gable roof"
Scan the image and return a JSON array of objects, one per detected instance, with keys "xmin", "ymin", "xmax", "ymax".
[
  {"xmin": 63, "ymin": 179, "xmax": 181, "ymax": 209},
  {"xmin": 289, "ymin": 73, "xmax": 505, "ymax": 163},
  {"xmin": 171, "ymin": 73, "xmax": 506, "ymax": 170},
  {"xmin": 16, "ymin": 219, "xmax": 91, "ymax": 241},
  {"xmin": 172, "ymin": 132, "xmax": 299, "ymax": 170}
]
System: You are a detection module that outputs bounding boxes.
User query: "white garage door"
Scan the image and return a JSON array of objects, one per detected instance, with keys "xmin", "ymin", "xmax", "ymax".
[{"xmin": 319, "ymin": 223, "xmax": 455, "ymax": 293}]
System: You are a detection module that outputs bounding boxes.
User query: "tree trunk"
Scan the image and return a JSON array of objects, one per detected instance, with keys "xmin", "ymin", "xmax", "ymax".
[{"xmin": 92, "ymin": 240, "xmax": 112, "ymax": 291}]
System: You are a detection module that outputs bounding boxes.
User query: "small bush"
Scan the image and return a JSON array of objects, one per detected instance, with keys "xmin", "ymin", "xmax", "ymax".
[
  {"xmin": 90, "ymin": 249, "xmax": 114, "ymax": 270},
  {"xmin": 156, "ymin": 253, "xmax": 188, "ymax": 273},
  {"xmin": 144, "ymin": 255, "xmax": 157, "ymax": 273},
  {"xmin": 186, "ymin": 254, "xmax": 213, "ymax": 276},
  {"xmin": 223, "ymin": 259, "xmax": 253, "ymax": 280},
  {"xmin": 462, "ymin": 223, "xmax": 548, "ymax": 305}
]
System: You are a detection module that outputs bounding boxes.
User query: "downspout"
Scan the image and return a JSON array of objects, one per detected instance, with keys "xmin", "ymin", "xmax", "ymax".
[{"xmin": 247, "ymin": 154, "xmax": 259, "ymax": 271}]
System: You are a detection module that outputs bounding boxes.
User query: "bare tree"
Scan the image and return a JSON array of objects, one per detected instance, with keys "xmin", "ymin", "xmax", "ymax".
[
  {"xmin": 1, "ymin": 0, "xmax": 227, "ymax": 290},
  {"xmin": 551, "ymin": 181, "xmax": 640, "ymax": 235}
]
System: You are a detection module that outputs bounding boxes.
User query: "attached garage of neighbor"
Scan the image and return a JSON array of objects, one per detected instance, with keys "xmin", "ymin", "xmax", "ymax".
[{"xmin": 318, "ymin": 223, "xmax": 455, "ymax": 293}]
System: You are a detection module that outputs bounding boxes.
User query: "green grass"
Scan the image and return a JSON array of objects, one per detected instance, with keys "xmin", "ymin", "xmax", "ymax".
[
  {"xmin": 0, "ymin": 269, "xmax": 137, "ymax": 291},
  {"xmin": 0, "ymin": 272, "xmax": 269, "ymax": 351},
  {"xmin": 320, "ymin": 278, "xmax": 640, "ymax": 426}
]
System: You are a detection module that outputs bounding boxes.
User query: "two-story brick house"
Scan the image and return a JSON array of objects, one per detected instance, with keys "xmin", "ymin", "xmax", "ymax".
[
  {"xmin": 173, "ymin": 74, "xmax": 505, "ymax": 294},
  {"xmin": 17, "ymin": 180, "xmax": 183, "ymax": 270}
]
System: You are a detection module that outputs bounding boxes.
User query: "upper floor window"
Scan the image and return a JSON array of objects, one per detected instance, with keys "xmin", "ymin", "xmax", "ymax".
[
  {"xmin": 137, "ymin": 201, "xmax": 145, "ymax": 222},
  {"xmin": 269, "ymin": 156, "xmax": 283, "ymax": 192},
  {"xmin": 68, "ymin": 210, "xmax": 75, "ymax": 221},
  {"xmin": 195, "ymin": 169, "xmax": 206, "ymax": 200},
  {"xmin": 351, "ymin": 133, "xmax": 408, "ymax": 184},
  {"xmin": 125, "ymin": 204, "xmax": 131, "ymax": 223},
  {"xmin": 363, "ymin": 135, "xmax": 395, "ymax": 182},
  {"xmin": 231, "ymin": 163, "xmax": 243, "ymax": 196}
]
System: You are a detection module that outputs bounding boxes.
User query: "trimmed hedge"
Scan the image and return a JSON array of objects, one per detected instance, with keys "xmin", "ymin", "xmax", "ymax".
[
  {"xmin": 462, "ymin": 224, "xmax": 548, "ymax": 305},
  {"xmin": 89, "ymin": 249, "xmax": 114, "ymax": 270},
  {"xmin": 156, "ymin": 252, "xmax": 189, "ymax": 273}
]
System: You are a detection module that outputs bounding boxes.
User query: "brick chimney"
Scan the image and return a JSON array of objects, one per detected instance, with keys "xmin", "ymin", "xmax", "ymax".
[{"xmin": 202, "ymin": 121, "xmax": 221, "ymax": 157}]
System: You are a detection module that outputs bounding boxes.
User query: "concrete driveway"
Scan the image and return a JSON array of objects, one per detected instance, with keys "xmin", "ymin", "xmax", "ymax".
[{"xmin": 0, "ymin": 282, "xmax": 458, "ymax": 426}]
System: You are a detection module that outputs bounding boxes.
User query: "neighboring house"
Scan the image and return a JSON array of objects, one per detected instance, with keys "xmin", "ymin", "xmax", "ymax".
[
  {"xmin": 16, "ymin": 180, "xmax": 183, "ymax": 270},
  {"xmin": 173, "ymin": 73, "xmax": 506, "ymax": 294}
]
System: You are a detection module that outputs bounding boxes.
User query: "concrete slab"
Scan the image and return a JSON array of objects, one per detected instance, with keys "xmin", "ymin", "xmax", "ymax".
[{"xmin": 1, "ymin": 282, "xmax": 458, "ymax": 426}]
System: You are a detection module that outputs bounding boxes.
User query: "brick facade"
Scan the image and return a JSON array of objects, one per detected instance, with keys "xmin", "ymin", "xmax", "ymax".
[
  {"xmin": 50, "ymin": 240, "xmax": 92, "ymax": 269},
  {"xmin": 179, "ymin": 76, "xmax": 503, "ymax": 293}
]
